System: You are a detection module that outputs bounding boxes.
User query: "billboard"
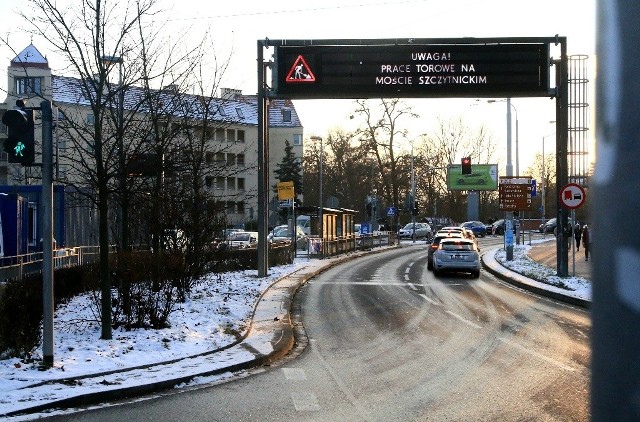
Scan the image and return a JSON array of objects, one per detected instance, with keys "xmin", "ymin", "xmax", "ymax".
[{"xmin": 447, "ymin": 164, "xmax": 498, "ymax": 191}]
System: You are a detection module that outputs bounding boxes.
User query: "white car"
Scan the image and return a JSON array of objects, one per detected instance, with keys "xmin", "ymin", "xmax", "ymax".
[
  {"xmin": 268, "ymin": 225, "xmax": 308, "ymax": 250},
  {"xmin": 398, "ymin": 222, "xmax": 432, "ymax": 240},
  {"xmin": 432, "ymin": 237, "xmax": 481, "ymax": 278},
  {"xmin": 226, "ymin": 231, "xmax": 258, "ymax": 249}
]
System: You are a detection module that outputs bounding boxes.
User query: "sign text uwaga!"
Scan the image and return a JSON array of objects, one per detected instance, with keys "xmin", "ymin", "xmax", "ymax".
[
  {"xmin": 274, "ymin": 43, "xmax": 549, "ymax": 99},
  {"xmin": 377, "ymin": 51, "xmax": 486, "ymax": 87}
]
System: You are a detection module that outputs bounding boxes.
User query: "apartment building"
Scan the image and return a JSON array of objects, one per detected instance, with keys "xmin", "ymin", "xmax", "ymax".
[{"xmin": 1, "ymin": 44, "xmax": 304, "ymax": 235}]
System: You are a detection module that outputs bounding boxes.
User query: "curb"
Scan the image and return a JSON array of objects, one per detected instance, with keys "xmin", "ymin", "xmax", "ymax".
[{"xmin": 481, "ymin": 246, "xmax": 590, "ymax": 309}]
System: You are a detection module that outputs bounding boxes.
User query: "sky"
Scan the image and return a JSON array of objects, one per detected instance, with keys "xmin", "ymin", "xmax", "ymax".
[
  {"xmin": 0, "ymin": 239, "xmax": 590, "ymax": 420},
  {"xmin": 0, "ymin": 0, "xmax": 597, "ymax": 173}
]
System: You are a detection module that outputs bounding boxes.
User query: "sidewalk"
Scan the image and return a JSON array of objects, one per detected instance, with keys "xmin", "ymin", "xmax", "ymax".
[
  {"xmin": 482, "ymin": 239, "xmax": 591, "ymax": 308},
  {"xmin": 527, "ymin": 240, "xmax": 592, "ymax": 280}
]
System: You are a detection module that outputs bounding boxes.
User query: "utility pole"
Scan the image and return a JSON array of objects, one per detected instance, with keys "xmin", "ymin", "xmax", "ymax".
[{"xmin": 41, "ymin": 100, "xmax": 54, "ymax": 366}]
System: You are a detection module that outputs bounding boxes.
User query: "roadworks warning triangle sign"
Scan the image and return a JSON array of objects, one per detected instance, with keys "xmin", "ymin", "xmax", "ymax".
[{"xmin": 285, "ymin": 55, "xmax": 316, "ymax": 83}]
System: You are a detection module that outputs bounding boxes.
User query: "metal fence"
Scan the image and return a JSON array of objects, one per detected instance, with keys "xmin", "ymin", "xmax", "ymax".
[{"xmin": 0, "ymin": 246, "xmax": 102, "ymax": 283}]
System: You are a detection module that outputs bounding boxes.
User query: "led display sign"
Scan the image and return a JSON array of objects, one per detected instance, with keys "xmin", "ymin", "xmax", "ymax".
[{"xmin": 272, "ymin": 43, "xmax": 550, "ymax": 99}]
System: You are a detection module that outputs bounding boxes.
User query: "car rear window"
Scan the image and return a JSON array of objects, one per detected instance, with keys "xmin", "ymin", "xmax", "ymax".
[{"xmin": 441, "ymin": 242, "xmax": 474, "ymax": 251}]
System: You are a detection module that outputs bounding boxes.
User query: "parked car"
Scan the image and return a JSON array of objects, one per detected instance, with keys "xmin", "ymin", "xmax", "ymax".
[
  {"xmin": 489, "ymin": 219, "xmax": 505, "ymax": 235},
  {"xmin": 226, "ymin": 231, "xmax": 258, "ymax": 249},
  {"xmin": 539, "ymin": 218, "xmax": 557, "ymax": 234},
  {"xmin": 268, "ymin": 225, "xmax": 308, "ymax": 250},
  {"xmin": 398, "ymin": 222, "xmax": 432, "ymax": 240},
  {"xmin": 427, "ymin": 232, "xmax": 464, "ymax": 270},
  {"xmin": 460, "ymin": 221, "xmax": 487, "ymax": 237},
  {"xmin": 432, "ymin": 237, "xmax": 481, "ymax": 278}
]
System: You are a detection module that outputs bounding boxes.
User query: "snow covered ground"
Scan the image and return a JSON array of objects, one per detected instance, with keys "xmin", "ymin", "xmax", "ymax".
[{"xmin": 0, "ymin": 239, "xmax": 591, "ymax": 419}]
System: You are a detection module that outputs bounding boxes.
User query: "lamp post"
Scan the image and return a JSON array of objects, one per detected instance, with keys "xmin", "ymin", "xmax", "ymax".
[
  {"xmin": 488, "ymin": 98, "xmax": 517, "ymax": 259},
  {"xmin": 488, "ymin": 98, "xmax": 519, "ymax": 177},
  {"xmin": 410, "ymin": 141, "xmax": 416, "ymax": 243},
  {"xmin": 311, "ymin": 136, "xmax": 323, "ymax": 257},
  {"xmin": 103, "ymin": 55, "xmax": 126, "ymax": 250},
  {"xmin": 542, "ymin": 130, "xmax": 556, "ymax": 236}
]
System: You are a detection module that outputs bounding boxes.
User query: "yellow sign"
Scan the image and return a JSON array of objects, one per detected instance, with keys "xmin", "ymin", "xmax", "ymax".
[{"xmin": 277, "ymin": 181, "xmax": 295, "ymax": 200}]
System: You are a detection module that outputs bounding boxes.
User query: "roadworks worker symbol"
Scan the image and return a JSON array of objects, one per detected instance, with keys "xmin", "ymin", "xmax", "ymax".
[{"xmin": 286, "ymin": 55, "xmax": 316, "ymax": 83}]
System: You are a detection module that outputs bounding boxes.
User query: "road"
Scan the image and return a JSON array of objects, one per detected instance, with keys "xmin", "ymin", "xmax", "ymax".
[{"xmin": 41, "ymin": 237, "xmax": 590, "ymax": 421}]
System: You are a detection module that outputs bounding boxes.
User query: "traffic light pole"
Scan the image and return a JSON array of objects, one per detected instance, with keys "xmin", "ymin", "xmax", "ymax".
[{"xmin": 41, "ymin": 100, "xmax": 54, "ymax": 367}]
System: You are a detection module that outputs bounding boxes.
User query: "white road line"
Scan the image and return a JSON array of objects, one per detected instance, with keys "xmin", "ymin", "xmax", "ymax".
[
  {"xmin": 419, "ymin": 293, "xmax": 440, "ymax": 305},
  {"xmin": 445, "ymin": 310, "xmax": 483, "ymax": 329},
  {"xmin": 498, "ymin": 337, "xmax": 576, "ymax": 372}
]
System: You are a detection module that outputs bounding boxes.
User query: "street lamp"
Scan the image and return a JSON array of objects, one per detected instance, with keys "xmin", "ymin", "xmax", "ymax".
[
  {"xmin": 487, "ymin": 98, "xmax": 519, "ymax": 177},
  {"xmin": 103, "ymin": 55, "xmax": 126, "ymax": 250},
  {"xmin": 488, "ymin": 98, "xmax": 518, "ymax": 259},
  {"xmin": 410, "ymin": 141, "xmax": 417, "ymax": 243},
  {"xmin": 542, "ymin": 130, "xmax": 556, "ymax": 233},
  {"xmin": 310, "ymin": 136, "xmax": 323, "ymax": 256}
]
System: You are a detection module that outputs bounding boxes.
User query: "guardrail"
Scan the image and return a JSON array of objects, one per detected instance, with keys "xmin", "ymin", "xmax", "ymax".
[{"xmin": 0, "ymin": 246, "xmax": 102, "ymax": 282}]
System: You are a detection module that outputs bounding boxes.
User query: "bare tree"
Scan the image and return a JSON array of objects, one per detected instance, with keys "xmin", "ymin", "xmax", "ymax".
[
  {"xmin": 414, "ymin": 116, "xmax": 500, "ymax": 222},
  {"xmin": 352, "ymin": 98, "xmax": 418, "ymax": 211},
  {"xmin": 21, "ymin": 0, "xmax": 236, "ymax": 338}
]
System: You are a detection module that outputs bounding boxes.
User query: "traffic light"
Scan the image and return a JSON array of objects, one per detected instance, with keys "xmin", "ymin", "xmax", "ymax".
[
  {"xmin": 461, "ymin": 156, "xmax": 472, "ymax": 175},
  {"xmin": 2, "ymin": 106, "xmax": 35, "ymax": 165},
  {"xmin": 412, "ymin": 200, "xmax": 419, "ymax": 216}
]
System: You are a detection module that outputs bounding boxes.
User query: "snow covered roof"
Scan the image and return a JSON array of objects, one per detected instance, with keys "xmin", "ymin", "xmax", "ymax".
[
  {"xmin": 51, "ymin": 75, "xmax": 302, "ymax": 128},
  {"xmin": 11, "ymin": 44, "xmax": 49, "ymax": 69}
]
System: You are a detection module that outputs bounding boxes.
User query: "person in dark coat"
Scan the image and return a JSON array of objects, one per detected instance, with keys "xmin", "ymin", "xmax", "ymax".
[
  {"xmin": 582, "ymin": 224, "xmax": 590, "ymax": 261},
  {"xmin": 574, "ymin": 222, "xmax": 582, "ymax": 251}
]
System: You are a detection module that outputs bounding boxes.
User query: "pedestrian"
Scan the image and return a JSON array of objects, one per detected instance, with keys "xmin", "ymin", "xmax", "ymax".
[
  {"xmin": 574, "ymin": 222, "xmax": 582, "ymax": 251},
  {"xmin": 582, "ymin": 224, "xmax": 590, "ymax": 261}
]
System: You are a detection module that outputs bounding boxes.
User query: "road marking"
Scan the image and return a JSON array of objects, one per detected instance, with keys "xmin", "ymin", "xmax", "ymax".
[
  {"xmin": 419, "ymin": 293, "xmax": 440, "ymax": 305},
  {"xmin": 291, "ymin": 391, "xmax": 321, "ymax": 411},
  {"xmin": 282, "ymin": 367, "xmax": 307, "ymax": 380},
  {"xmin": 498, "ymin": 337, "xmax": 576, "ymax": 372},
  {"xmin": 445, "ymin": 310, "xmax": 483, "ymax": 329}
]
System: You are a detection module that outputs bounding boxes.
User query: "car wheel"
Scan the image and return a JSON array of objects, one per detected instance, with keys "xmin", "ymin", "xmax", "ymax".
[
  {"xmin": 433, "ymin": 269, "xmax": 440, "ymax": 277},
  {"xmin": 427, "ymin": 260, "xmax": 433, "ymax": 270},
  {"xmin": 472, "ymin": 271, "xmax": 480, "ymax": 279}
]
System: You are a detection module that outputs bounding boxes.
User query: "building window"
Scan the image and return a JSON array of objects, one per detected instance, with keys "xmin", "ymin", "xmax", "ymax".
[
  {"xmin": 227, "ymin": 153, "xmax": 236, "ymax": 166},
  {"xmin": 237, "ymin": 130, "xmax": 245, "ymax": 143},
  {"xmin": 226, "ymin": 201, "xmax": 235, "ymax": 213},
  {"xmin": 293, "ymin": 134, "xmax": 303, "ymax": 146},
  {"xmin": 217, "ymin": 105, "xmax": 226, "ymax": 116},
  {"xmin": 237, "ymin": 201, "xmax": 245, "ymax": 214},
  {"xmin": 86, "ymin": 114, "xmax": 95, "ymax": 125},
  {"xmin": 237, "ymin": 154, "xmax": 245, "ymax": 167},
  {"xmin": 215, "ymin": 128, "xmax": 225, "ymax": 141},
  {"xmin": 205, "ymin": 152, "xmax": 214, "ymax": 164},
  {"xmin": 226, "ymin": 129, "xmax": 235, "ymax": 142},
  {"xmin": 226, "ymin": 177, "xmax": 235, "ymax": 191},
  {"xmin": 15, "ymin": 77, "xmax": 42, "ymax": 95},
  {"xmin": 215, "ymin": 152, "xmax": 225, "ymax": 163},
  {"xmin": 215, "ymin": 177, "xmax": 225, "ymax": 190},
  {"xmin": 237, "ymin": 178, "xmax": 245, "ymax": 191},
  {"xmin": 236, "ymin": 107, "xmax": 244, "ymax": 119},
  {"xmin": 282, "ymin": 109, "xmax": 292, "ymax": 122},
  {"xmin": 57, "ymin": 109, "xmax": 66, "ymax": 121},
  {"xmin": 205, "ymin": 176, "xmax": 214, "ymax": 188}
]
